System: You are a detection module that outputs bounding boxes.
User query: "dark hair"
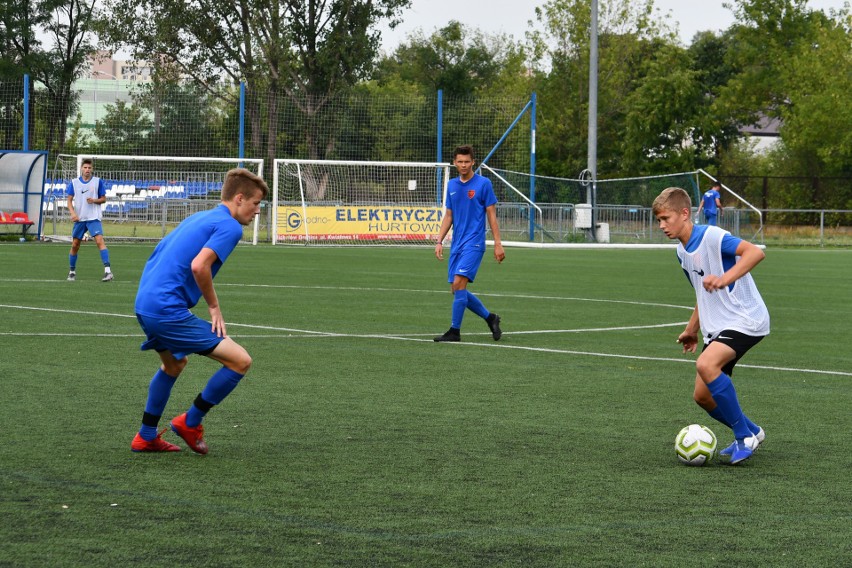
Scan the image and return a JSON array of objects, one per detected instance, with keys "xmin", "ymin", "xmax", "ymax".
[
  {"xmin": 711, "ymin": 181, "xmax": 721, "ymax": 188},
  {"xmin": 221, "ymin": 168, "xmax": 269, "ymax": 201},
  {"xmin": 453, "ymin": 145, "xmax": 475, "ymax": 160},
  {"xmin": 82, "ymin": 158, "xmax": 93, "ymax": 166}
]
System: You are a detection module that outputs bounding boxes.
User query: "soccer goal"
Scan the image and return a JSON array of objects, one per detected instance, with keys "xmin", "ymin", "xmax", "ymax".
[
  {"xmin": 273, "ymin": 159, "xmax": 452, "ymax": 245},
  {"xmin": 44, "ymin": 154, "xmax": 265, "ymax": 243}
]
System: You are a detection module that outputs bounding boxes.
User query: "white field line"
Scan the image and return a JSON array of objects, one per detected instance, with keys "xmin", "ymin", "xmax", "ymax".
[
  {"xmin": 1, "ymin": 303, "xmax": 849, "ymax": 378},
  {"xmin": 0, "ymin": 279, "xmax": 694, "ymax": 312}
]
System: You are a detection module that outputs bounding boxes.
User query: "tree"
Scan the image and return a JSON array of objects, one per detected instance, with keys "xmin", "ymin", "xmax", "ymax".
[
  {"xmin": 529, "ymin": 0, "xmax": 679, "ymax": 178},
  {"xmin": 98, "ymin": 0, "xmax": 412, "ymax": 164},
  {"xmin": 375, "ymin": 21, "xmax": 527, "ymax": 97},
  {"xmin": 0, "ymin": 0, "xmax": 48, "ymax": 148},
  {"xmin": 92, "ymin": 99, "xmax": 151, "ymax": 154},
  {"xmin": 717, "ymin": 0, "xmax": 851, "ymax": 191}
]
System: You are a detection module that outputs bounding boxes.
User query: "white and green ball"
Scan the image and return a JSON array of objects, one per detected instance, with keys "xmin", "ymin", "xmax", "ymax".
[{"xmin": 675, "ymin": 424, "xmax": 718, "ymax": 466}]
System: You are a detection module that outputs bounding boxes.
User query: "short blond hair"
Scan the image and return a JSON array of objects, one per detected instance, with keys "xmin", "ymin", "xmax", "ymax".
[
  {"xmin": 652, "ymin": 187, "xmax": 691, "ymax": 216},
  {"xmin": 221, "ymin": 168, "xmax": 269, "ymax": 201}
]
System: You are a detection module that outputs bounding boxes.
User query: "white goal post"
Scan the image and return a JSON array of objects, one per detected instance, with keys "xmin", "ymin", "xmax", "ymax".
[
  {"xmin": 45, "ymin": 154, "xmax": 264, "ymax": 244},
  {"xmin": 273, "ymin": 159, "xmax": 452, "ymax": 245}
]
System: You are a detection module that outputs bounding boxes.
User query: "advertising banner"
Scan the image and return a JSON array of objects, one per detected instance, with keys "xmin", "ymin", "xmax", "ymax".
[{"xmin": 278, "ymin": 206, "xmax": 443, "ymax": 241}]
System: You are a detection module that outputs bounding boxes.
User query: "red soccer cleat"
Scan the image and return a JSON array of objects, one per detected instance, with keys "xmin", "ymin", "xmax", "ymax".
[
  {"xmin": 170, "ymin": 413, "xmax": 208, "ymax": 455},
  {"xmin": 131, "ymin": 428, "xmax": 181, "ymax": 452}
]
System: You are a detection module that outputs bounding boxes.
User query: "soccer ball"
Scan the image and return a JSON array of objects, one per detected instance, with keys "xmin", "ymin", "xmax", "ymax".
[{"xmin": 675, "ymin": 424, "xmax": 717, "ymax": 466}]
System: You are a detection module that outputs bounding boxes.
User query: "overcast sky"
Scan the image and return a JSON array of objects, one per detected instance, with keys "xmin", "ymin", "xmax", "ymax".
[{"xmin": 377, "ymin": 0, "xmax": 849, "ymax": 52}]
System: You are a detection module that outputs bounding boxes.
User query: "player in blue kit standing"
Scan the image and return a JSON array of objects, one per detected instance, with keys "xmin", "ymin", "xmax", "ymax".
[
  {"xmin": 697, "ymin": 181, "xmax": 723, "ymax": 226},
  {"xmin": 433, "ymin": 145, "xmax": 505, "ymax": 342},
  {"xmin": 66, "ymin": 158, "xmax": 113, "ymax": 282},
  {"xmin": 130, "ymin": 168, "xmax": 269, "ymax": 453},
  {"xmin": 653, "ymin": 187, "xmax": 768, "ymax": 465}
]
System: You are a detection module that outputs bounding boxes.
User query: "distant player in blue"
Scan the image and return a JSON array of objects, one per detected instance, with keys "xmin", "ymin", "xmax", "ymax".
[
  {"xmin": 66, "ymin": 158, "xmax": 113, "ymax": 282},
  {"xmin": 433, "ymin": 145, "xmax": 505, "ymax": 342},
  {"xmin": 697, "ymin": 181, "xmax": 723, "ymax": 226},
  {"xmin": 131, "ymin": 168, "xmax": 269, "ymax": 453},
  {"xmin": 653, "ymin": 187, "xmax": 769, "ymax": 465}
]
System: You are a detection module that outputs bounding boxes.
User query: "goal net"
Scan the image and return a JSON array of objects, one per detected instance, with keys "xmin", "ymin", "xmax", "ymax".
[
  {"xmin": 273, "ymin": 159, "xmax": 451, "ymax": 245},
  {"xmin": 44, "ymin": 154, "xmax": 265, "ymax": 243}
]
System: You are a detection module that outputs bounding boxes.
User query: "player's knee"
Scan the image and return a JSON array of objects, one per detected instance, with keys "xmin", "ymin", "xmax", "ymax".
[
  {"xmin": 694, "ymin": 357, "xmax": 720, "ymax": 381},
  {"xmin": 228, "ymin": 352, "xmax": 252, "ymax": 375},
  {"xmin": 163, "ymin": 357, "xmax": 188, "ymax": 376}
]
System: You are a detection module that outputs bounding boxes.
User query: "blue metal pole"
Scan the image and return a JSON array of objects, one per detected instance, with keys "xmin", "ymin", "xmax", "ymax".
[
  {"xmin": 239, "ymin": 81, "xmax": 246, "ymax": 161},
  {"xmin": 479, "ymin": 98, "xmax": 533, "ymax": 169},
  {"xmin": 23, "ymin": 74, "xmax": 30, "ymax": 151},
  {"xmin": 529, "ymin": 92, "xmax": 536, "ymax": 241},
  {"xmin": 436, "ymin": 89, "xmax": 443, "ymax": 204}
]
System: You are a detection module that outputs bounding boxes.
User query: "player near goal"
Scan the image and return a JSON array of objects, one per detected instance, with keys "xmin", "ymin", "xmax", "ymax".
[
  {"xmin": 697, "ymin": 181, "xmax": 723, "ymax": 226},
  {"xmin": 653, "ymin": 187, "xmax": 768, "ymax": 465},
  {"xmin": 131, "ymin": 168, "xmax": 269, "ymax": 453},
  {"xmin": 66, "ymin": 158, "xmax": 113, "ymax": 282},
  {"xmin": 433, "ymin": 145, "xmax": 505, "ymax": 343}
]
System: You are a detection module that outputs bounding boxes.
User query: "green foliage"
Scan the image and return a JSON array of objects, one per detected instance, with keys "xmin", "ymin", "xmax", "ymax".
[
  {"xmin": 376, "ymin": 21, "xmax": 529, "ymax": 98},
  {"xmin": 92, "ymin": 99, "xmax": 152, "ymax": 154},
  {"xmin": 98, "ymin": 0, "xmax": 412, "ymax": 163},
  {"xmin": 717, "ymin": 0, "xmax": 852, "ymax": 178}
]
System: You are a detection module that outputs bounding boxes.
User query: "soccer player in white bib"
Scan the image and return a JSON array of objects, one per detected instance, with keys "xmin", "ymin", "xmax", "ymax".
[
  {"xmin": 65, "ymin": 158, "xmax": 113, "ymax": 282},
  {"xmin": 653, "ymin": 187, "xmax": 769, "ymax": 465}
]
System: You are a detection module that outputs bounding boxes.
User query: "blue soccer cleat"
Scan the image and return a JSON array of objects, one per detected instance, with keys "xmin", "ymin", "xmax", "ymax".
[{"xmin": 721, "ymin": 440, "xmax": 753, "ymax": 465}]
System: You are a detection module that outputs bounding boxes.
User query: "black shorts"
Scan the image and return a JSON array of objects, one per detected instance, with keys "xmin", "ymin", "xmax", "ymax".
[{"xmin": 703, "ymin": 330, "xmax": 765, "ymax": 376}]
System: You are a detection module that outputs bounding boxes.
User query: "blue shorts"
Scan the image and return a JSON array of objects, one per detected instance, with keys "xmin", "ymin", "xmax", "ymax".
[
  {"xmin": 703, "ymin": 213, "xmax": 718, "ymax": 226},
  {"xmin": 448, "ymin": 246, "xmax": 485, "ymax": 283},
  {"xmin": 72, "ymin": 220, "xmax": 104, "ymax": 240},
  {"xmin": 136, "ymin": 312, "xmax": 224, "ymax": 360}
]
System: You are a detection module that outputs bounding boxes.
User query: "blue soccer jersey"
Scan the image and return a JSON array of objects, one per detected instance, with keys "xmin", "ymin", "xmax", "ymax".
[
  {"xmin": 444, "ymin": 174, "xmax": 497, "ymax": 250},
  {"xmin": 702, "ymin": 189, "xmax": 720, "ymax": 215},
  {"xmin": 135, "ymin": 205, "xmax": 243, "ymax": 316}
]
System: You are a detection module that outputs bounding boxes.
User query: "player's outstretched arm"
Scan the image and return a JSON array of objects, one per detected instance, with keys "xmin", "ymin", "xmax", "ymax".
[{"xmin": 191, "ymin": 247, "xmax": 226, "ymax": 337}]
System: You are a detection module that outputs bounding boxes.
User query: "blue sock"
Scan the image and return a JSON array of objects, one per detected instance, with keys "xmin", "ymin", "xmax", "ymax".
[
  {"xmin": 743, "ymin": 415, "xmax": 761, "ymax": 435},
  {"xmin": 708, "ymin": 406, "xmax": 731, "ymax": 428},
  {"xmin": 706, "ymin": 373, "xmax": 751, "ymax": 440},
  {"xmin": 465, "ymin": 291, "xmax": 489, "ymax": 319},
  {"xmin": 69, "ymin": 254, "xmax": 77, "ymax": 271},
  {"xmin": 186, "ymin": 367, "xmax": 244, "ymax": 427},
  {"xmin": 451, "ymin": 290, "xmax": 468, "ymax": 329},
  {"xmin": 711, "ymin": 400, "xmax": 760, "ymax": 435},
  {"xmin": 99, "ymin": 248, "xmax": 110, "ymax": 266},
  {"xmin": 140, "ymin": 370, "xmax": 178, "ymax": 440}
]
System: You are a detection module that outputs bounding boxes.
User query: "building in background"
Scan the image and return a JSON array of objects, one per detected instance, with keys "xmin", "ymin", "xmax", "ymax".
[{"xmin": 72, "ymin": 52, "xmax": 154, "ymax": 133}]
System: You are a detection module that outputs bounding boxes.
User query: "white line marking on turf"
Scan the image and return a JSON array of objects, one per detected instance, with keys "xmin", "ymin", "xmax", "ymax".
[
  {"xmin": 215, "ymin": 283, "xmax": 695, "ymax": 311},
  {"xmin": 1, "ymin": 304, "xmax": 849, "ymax": 377},
  {"xmin": 0, "ymin": 280, "xmax": 693, "ymax": 311}
]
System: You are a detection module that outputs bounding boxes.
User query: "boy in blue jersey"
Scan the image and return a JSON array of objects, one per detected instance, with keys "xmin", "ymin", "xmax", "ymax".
[
  {"xmin": 696, "ymin": 181, "xmax": 723, "ymax": 226},
  {"xmin": 433, "ymin": 145, "xmax": 505, "ymax": 342},
  {"xmin": 653, "ymin": 187, "xmax": 769, "ymax": 465},
  {"xmin": 66, "ymin": 159, "xmax": 113, "ymax": 282},
  {"xmin": 131, "ymin": 168, "xmax": 269, "ymax": 453}
]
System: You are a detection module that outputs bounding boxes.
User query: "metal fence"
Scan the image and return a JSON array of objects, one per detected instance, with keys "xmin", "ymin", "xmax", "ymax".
[{"xmin": 36, "ymin": 194, "xmax": 851, "ymax": 248}]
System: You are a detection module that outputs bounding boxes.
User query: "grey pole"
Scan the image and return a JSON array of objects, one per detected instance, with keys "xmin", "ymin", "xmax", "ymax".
[{"xmin": 587, "ymin": 0, "xmax": 599, "ymax": 241}]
